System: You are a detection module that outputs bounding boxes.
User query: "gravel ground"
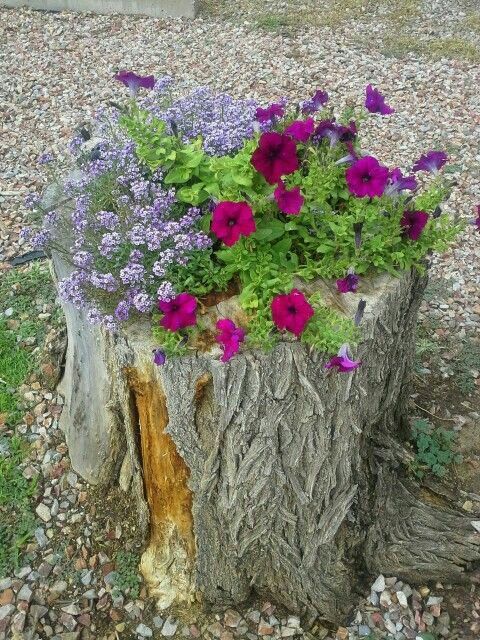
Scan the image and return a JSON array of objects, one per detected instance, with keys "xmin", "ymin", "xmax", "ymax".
[{"xmin": 0, "ymin": 1, "xmax": 479, "ymax": 639}]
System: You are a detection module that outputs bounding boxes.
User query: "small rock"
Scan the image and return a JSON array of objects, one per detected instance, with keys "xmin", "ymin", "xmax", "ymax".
[
  {"xmin": 336, "ymin": 628, "xmax": 348, "ymax": 640},
  {"xmin": 397, "ymin": 591, "xmax": 408, "ymax": 608},
  {"xmin": 59, "ymin": 612, "xmax": 78, "ymax": 631},
  {"xmin": 136, "ymin": 623, "xmax": 153, "ymax": 637},
  {"xmin": 426, "ymin": 596, "xmax": 443, "ymax": 606},
  {"xmin": 34, "ymin": 527, "xmax": 49, "ymax": 548},
  {"xmin": 162, "ymin": 616, "xmax": 178, "ymax": 637},
  {"xmin": 0, "ymin": 604, "xmax": 15, "ymax": 621},
  {"xmin": 30, "ymin": 604, "xmax": 48, "ymax": 620},
  {"xmin": 17, "ymin": 584, "xmax": 33, "ymax": 602},
  {"xmin": 35, "ymin": 503, "xmax": 51, "ymax": 522},
  {"xmin": 0, "ymin": 589, "xmax": 14, "ymax": 606},
  {"xmin": 358, "ymin": 625, "xmax": 371, "ymax": 637},
  {"xmin": 258, "ymin": 619, "xmax": 274, "ymax": 635},
  {"xmin": 153, "ymin": 616, "xmax": 164, "ymax": 629},
  {"xmin": 371, "ymin": 575, "xmax": 386, "ymax": 592},
  {"xmin": 224, "ymin": 609, "xmax": 242, "ymax": 628}
]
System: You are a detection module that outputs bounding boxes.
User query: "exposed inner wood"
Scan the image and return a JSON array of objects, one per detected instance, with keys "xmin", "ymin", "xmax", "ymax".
[{"xmin": 126, "ymin": 368, "xmax": 196, "ymax": 609}]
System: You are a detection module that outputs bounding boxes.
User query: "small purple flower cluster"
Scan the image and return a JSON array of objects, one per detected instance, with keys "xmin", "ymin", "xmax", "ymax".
[
  {"xmin": 55, "ymin": 117, "xmax": 211, "ymax": 331},
  {"xmin": 142, "ymin": 80, "xmax": 259, "ymax": 156}
]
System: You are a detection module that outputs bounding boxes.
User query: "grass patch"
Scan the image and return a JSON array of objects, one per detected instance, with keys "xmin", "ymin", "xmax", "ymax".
[
  {"xmin": 385, "ymin": 0, "xmax": 421, "ymax": 26},
  {"xmin": 254, "ymin": 1, "xmax": 372, "ymax": 32},
  {"xmin": 453, "ymin": 339, "xmax": 480, "ymax": 395},
  {"xmin": 0, "ymin": 262, "xmax": 58, "ymax": 573},
  {"xmin": 464, "ymin": 12, "xmax": 480, "ymax": 34},
  {"xmin": 382, "ymin": 35, "xmax": 480, "ymax": 62},
  {"xmin": 112, "ymin": 551, "xmax": 142, "ymax": 598},
  {"xmin": 0, "ymin": 435, "xmax": 37, "ymax": 575}
]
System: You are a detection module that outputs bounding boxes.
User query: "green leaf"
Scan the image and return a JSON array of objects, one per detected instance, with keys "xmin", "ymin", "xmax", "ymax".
[{"xmin": 164, "ymin": 166, "xmax": 192, "ymax": 184}]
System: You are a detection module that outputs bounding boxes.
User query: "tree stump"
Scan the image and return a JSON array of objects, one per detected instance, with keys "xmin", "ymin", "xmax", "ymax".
[{"xmin": 47, "ymin": 184, "xmax": 480, "ymax": 624}]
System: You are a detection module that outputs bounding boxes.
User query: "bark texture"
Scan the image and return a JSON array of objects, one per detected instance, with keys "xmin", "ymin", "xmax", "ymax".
[{"xmin": 50, "ymin": 240, "xmax": 480, "ymax": 624}]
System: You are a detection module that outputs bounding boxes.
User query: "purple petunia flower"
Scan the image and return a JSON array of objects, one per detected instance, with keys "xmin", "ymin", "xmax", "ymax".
[
  {"xmin": 153, "ymin": 349, "xmax": 166, "ymax": 366},
  {"xmin": 255, "ymin": 103, "xmax": 285, "ymax": 123},
  {"xmin": 473, "ymin": 205, "xmax": 480, "ymax": 232},
  {"xmin": 271, "ymin": 289, "xmax": 314, "ymax": 337},
  {"xmin": 364, "ymin": 84, "xmax": 395, "ymax": 115},
  {"xmin": 301, "ymin": 89, "xmax": 329, "ymax": 115},
  {"xmin": 345, "ymin": 156, "xmax": 389, "ymax": 198},
  {"xmin": 412, "ymin": 150, "xmax": 447, "ymax": 174},
  {"xmin": 114, "ymin": 70, "xmax": 155, "ymax": 96},
  {"xmin": 314, "ymin": 119, "xmax": 357, "ymax": 147},
  {"xmin": 158, "ymin": 293, "xmax": 197, "ymax": 332},
  {"xmin": 274, "ymin": 181, "xmax": 304, "ymax": 215},
  {"xmin": 336, "ymin": 272, "xmax": 359, "ymax": 294},
  {"xmin": 325, "ymin": 344, "xmax": 361, "ymax": 373},
  {"xmin": 401, "ymin": 210, "xmax": 429, "ymax": 241},
  {"xmin": 385, "ymin": 168, "xmax": 418, "ymax": 196}
]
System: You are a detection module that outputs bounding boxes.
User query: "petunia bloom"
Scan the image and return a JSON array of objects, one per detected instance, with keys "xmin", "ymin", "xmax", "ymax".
[
  {"xmin": 364, "ymin": 84, "xmax": 394, "ymax": 115},
  {"xmin": 336, "ymin": 273, "xmax": 359, "ymax": 293},
  {"xmin": 251, "ymin": 132, "xmax": 299, "ymax": 184},
  {"xmin": 274, "ymin": 181, "xmax": 304, "ymax": 215},
  {"xmin": 412, "ymin": 150, "xmax": 447, "ymax": 174},
  {"xmin": 325, "ymin": 344, "xmax": 361, "ymax": 373},
  {"xmin": 153, "ymin": 349, "xmax": 166, "ymax": 366},
  {"xmin": 216, "ymin": 319, "xmax": 246, "ymax": 362},
  {"xmin": 401, "ymin": 210, "xmax": 429, "ymax": 241},
  {"xmin": 211, "ymin": 201, "xmax": 256, "ymax": 246},
  {"xmin": 301, "ymin": 89, "xmax": 329, "ymax": 114},
  {"xmin": 385, "ymin": 168, "xmax": 418, "ymax": 196},
  {"xmin": 284, "ymin": 118, "xmax": 315, "ymax": 142},
  {"xmin": 345, "ymin": 156, "xmax": 389, "ymax": 198},
  {"xmin": 314, "ymin": 119, "xmax": 357, "ymax": 147},
  {"xmin": 114, "ymin": 70, "xmax": 155, "ymax": 95},
  {"xmin": 158, "ymin": 293, "xmax": 197, "ymax": 332},
  {"xmin": 255, "ymin": 103, "xmax": 285, "ymax": 123},
  {"xmin": 473, "ymin": 205, "xmax": 480, "ymax": 232},
  {"xmin": 271, "ymin": 289, "xmax": 314, "ymax": 337}
]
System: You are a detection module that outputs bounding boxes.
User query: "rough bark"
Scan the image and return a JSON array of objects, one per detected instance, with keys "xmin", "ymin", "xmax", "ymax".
[
  {"xmin": 50, "ymin": 255, "xmax": 480, "ymax": 623},
  {"xmin": 45, "ymin": 174, "xmax": 480, "ymax": 622}
]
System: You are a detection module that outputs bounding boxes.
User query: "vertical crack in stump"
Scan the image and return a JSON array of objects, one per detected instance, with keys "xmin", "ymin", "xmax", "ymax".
[{"xmin": 127, "ymin": 369, "xmax": 196, "ymax": 609}]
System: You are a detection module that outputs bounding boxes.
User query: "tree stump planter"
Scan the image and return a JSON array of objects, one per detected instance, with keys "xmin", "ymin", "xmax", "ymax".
[{"xmin": 47, "ymin": 185, "xmax": 480, "ymax": 625}]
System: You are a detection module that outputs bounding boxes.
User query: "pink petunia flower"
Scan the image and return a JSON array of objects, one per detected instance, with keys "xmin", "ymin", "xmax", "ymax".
[
  {"xmin": 255, "ymin": 103, "xmax": 285, "ymax": 123},
  {"xmin": 158, "ymin": 293, "xmax": 197, "ymax": 332},
  {"xmin": 345, "ymin": 156, "xmax": 389, "ymax": 198},
  {"xmin": 216, "ymin": 319, "xmax": 246, "ymax": 362},
  {"xmin": 153, "ymin": 349, "xmax": 166, "ymax": 365},
  {"xmin": 401, "ymin": 210, "xmax": 429, "ymax": 241},
  {"xmin": 325, "ymin": 344, "xmax": 361, "ymax": 373},
  {"xmin": 274, "ymin": 181, "xmax": 304, "ymax": 215},
  {"xmin": 211, "ymin": 201, "xmax": 256, "ymax": 247},
  {"xmin": 251, "ymin": 132, "xmax": 299, "ymax": 185},
  {"xmin": 114, "ymin": 70, "xmax": 155, "ymax": 95},
  {"xmin": 336, "ymin": 273, "xmax": 359, "ymax": 293},
  {"xmin": 271, "ymin": 289, "xmax": 314, "ymax": 337},
  {"xmin": 284, "ymin": 118, "xmax": 315, "ymax": 142}
]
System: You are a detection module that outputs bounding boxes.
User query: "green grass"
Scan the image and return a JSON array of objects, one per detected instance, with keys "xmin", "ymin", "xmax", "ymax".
[
  {"xmin": 382, "ymin": 35, "xmax": 480, "ymax": 62},
  {"xmin": 453, "ymin": 339, "xmax": 480, "ymax": 395},
  {"xmin": 0, "ymin": 435, "xmax": 37, "ymax": 575},
  {"xmin": 0, "ymin": 262, "xmax": 59, "ymax": 574}
]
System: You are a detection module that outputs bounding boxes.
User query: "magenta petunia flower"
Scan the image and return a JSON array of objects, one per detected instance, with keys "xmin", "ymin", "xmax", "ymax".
[
  {"xmin": 251, "ymin": 132, "xmax": 299, "ymax": 185},
  {"xmin": 325, "ymin": 344, "xmax": 361, "ymax": 373},
  {"xmin": 412, "ymin": 150, "xmax": 447, "ymax": 174},
  {"xmin": 216, "ymin": 318, "xmax": 246, "ymax": 362},
  {"xmin": 385, "ymin": 168, "xmax": 418, "ymax": 196},
  {"xmin": 345, "ymin": 156, "xmax": 389, "ymax": 198},
  {"xmin": 336, "ymin": 273, "xmax": 359, "ymax": 293},
  {"xmin": 114, "ymin": 70, "xmax": 155, "ymax": 95},
  {"xmin": 211, "ymin": 201, "xmax": 256, "ymax": 246},
  {"xmin": 271, "ymin": 289, "xmax": 314, "ymax": 337},
  {"xmin": 153, "ymin": 349, "xmax": 166, "ymax": 366},
  {"xmin": 284, "ymin": 118, "xmax": 315, "ymax": 142},
  {"xmin": 273, "ymin": 181, "xmax": 304, "ymax": 215},
  {"xmin": 255, "ymin": 103, "xmax": 285, "ymax": 123},
  {"xmin": 301, "ymin": 89, "xmax": 329, "ymax": 114},
  {"xmin": 364, "ymin": 84, "xmax": 394, "ymax": 115},
  {"xmin": 158, "ymin": 293, "xmax": 197, "ymax": 332},
  {"xmin": 401, "ymin": 210, "xmax": 429, "ymax": 241}
]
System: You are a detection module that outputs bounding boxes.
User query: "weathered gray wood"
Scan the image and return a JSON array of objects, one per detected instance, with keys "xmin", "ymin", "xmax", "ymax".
[{"xmin": 49, "ymin": 199, "xmax": 480, "ymax": 623}]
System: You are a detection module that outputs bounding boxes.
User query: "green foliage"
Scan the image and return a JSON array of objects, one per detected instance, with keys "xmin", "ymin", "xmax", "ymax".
[
  {"xmin": 113, "ymin": 551, "xmax": 142, "ymax": 597},
  {"xmin": 411, "ymin": 418, "xmax": 461, "ymax": 479},
  {"xmin": 0, "ymin": 435, "xmax": 37, "ymax": 575},
  {"xmin": 453, "ymin": 340, "xmax": 480, "ymax": 395}
]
